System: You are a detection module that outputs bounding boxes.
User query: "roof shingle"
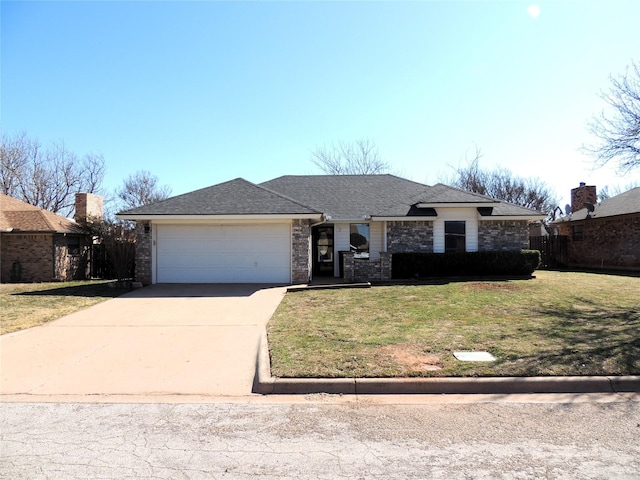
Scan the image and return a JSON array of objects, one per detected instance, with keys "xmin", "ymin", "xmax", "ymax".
[
  {"xmin": 0, "ymin": 194, "xmax": 81, "ymax": 233},
  {"xmin": 119, "ymin": 178, "xmax": 322, "ymax": 216}
]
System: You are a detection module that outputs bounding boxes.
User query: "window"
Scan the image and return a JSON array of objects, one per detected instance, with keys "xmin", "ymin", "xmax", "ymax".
[
  {"xmin": 572, "ymin": 224, "xmax": 584, "ymax": 241},
  {"xmin": 445, "ymin": 221, "xmax": 466, "ymax": 253},
  {"xmin": 67, "ymin": 236, "xmax": 81, "ymax": 255},
  {"xmin": 350, "ymin": 223, "xmax": 370, "ymax": 259}
]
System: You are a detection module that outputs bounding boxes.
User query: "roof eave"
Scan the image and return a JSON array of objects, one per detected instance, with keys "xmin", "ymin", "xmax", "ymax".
[
  {"xmin": 479, "ymin": 215, "xmax": 546, "ymax": 221},
  {"xmin": 116, "ymin": 213, "xmax": 324, "ymax": 222},
  {"xmin": 417, "ymin": 202, "xmax": 499, "ymax": 208},
  {"xmin": 372, "ymin": 216, "xmax": 437, "ymax": 221}
]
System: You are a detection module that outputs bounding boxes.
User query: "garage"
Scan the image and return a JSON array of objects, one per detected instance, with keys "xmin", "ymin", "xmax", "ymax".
[{"xmin": 155, "ymin": 224, "xmax": 291, "ymax": 283}]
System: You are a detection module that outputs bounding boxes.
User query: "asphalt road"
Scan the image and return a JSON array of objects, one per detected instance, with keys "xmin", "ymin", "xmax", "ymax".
[{"xmin": 1, "ymin": 394, "xmax": 639, "ymax": 479}]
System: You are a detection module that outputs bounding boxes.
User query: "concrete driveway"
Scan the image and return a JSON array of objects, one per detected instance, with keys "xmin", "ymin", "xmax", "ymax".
[{"xmin": 0, "ymin": 284, "xmax": 286, "ymax": 397}]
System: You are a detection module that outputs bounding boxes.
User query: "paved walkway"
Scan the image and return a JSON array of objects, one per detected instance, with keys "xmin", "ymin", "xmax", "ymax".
[{"xmin": 0, "ymin": 284, "xmax": 287, "ymax": 397}]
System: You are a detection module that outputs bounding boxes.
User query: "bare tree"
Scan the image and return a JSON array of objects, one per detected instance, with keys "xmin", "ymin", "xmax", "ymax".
[
  {"xmin": 116, "ymin": 170, "xmax": 172, "ymax": 211},
  {"xmin": 0, "ymin": 131, "xmax": 105, "ymax": 217},
  {"xmin": 311, "ymin": 138, "xmax": 389, "ymax": 175},
  {"xmin": 597, "ymin": 181, "xmax": 639, "ymax": 201},
  {"xmin": 585, "ymin": 60, "xmax": 640, "ymax": 173},
  {"xmin": 446, "ymin": 149, "xmax": 557, "ymax": 214}
]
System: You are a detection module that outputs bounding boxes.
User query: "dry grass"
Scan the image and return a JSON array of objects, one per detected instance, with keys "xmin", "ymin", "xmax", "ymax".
[
  {"xmin": 0, "ymin": 281, "xmax": 129, "ymax": 335},
  {"xmin": 267, "ymin": 271, "xmax": 640, "ymax": 378}
]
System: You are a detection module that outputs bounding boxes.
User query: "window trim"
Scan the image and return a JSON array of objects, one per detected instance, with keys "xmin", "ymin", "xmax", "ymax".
[
  {"xmin": 349, "ymin": 223, "xmax": 370, "ymax": 259},
  {"xmin": 444, "ymin": 220, "xmax": 466, "ymax": 253}
]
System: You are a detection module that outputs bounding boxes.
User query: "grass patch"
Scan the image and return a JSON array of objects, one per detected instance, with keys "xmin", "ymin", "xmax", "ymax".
[
  {"xmin": 267, "ymin": 271, "xmax": 640, "ymax": 378},
  {"xmin": 0, "ymin": 280, "xmax": 129, "ymax": 335}
]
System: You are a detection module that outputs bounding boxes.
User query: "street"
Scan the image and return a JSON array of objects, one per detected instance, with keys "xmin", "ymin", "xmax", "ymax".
[{"xmin": 1, "ymin": 394, "xmax": 639, "ymax": 479}]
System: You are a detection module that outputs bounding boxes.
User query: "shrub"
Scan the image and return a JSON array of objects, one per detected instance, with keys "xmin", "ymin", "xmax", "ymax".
[{"xmin": 392, "ymin": 250, "xmax": 541, "ymax": 279}]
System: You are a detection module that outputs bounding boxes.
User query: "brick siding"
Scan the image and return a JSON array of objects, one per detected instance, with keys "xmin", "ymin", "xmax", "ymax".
[
  {"xmin": 53, "ymin": 236, "xmax": 90, "ymax": 281},
  {"xmin": 478, "ymin": 220, "xmax": 530, "ymax": 251},
  {"xmin": 135, "ymin": 222, "xmax": 153, "ymax": 285},
  {"xmin": 555, "ymin": 214, "xmax": 640, "ymax": 269},
  {"xmin": 1, "ymin": 233, "xmax": 55, "ymax": 282},
  {"xmin": 291, "ymin": 219, "xmax": 311, "ymax": 284},
  {"xmin": 387, "ymin": 221, "xmax": 433, "ymax": 253},
  {"xmin": 342, "ymin": 251, "xmax": 392, "ymax": 282}
]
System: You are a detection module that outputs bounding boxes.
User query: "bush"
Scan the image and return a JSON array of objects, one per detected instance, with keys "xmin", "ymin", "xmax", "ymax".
[{"xmin": 392, "ymin": 250, "xmax": 541, "ymax": 279}]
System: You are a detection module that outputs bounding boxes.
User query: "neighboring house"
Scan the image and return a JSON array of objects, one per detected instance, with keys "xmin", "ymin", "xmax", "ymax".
[
  {"xmin": 117, "ymin": 175, "xmax": 546, "ymax": 285},
  {"xmin": 0, "ymin": 193, "xmax": 103, "ymax": 282},
  {"xmin": 552, "ymin": 183, "xmax": 640, "ymax": 271}
]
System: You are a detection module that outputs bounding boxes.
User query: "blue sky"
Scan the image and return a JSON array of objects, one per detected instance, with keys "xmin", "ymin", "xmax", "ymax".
[{"xmin": 2, "ymin": 0, "xmax": 639, "ymax": 210}]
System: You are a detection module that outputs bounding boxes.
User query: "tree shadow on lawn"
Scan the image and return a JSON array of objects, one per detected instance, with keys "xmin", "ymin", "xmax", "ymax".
[
  {"xmin": 14, "ymin": 283, "xmax": 129, "ymax": 298},
  {"xmin": 507, "ymin": 297, "xmax": 640, "ymax": 376}
]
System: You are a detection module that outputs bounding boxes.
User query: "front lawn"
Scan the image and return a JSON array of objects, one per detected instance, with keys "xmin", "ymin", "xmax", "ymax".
[
  {"xmin": 267, "ymin": 271, "xmax": 640, "ymax": 378},
  {"xmin": 0, "ymin": 281, "xmax": 130, "ymax": 335}
]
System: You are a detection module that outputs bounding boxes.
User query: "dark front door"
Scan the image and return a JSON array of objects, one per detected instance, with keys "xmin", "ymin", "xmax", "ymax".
[{"xmin": 312, "ymin": 225, "xmax": 334, "ymax": 277}]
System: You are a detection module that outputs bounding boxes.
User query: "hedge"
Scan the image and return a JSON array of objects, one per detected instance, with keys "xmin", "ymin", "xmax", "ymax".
[{"xmin": 392, "ymin": 250, "xmax": 541, "ymax": 279}]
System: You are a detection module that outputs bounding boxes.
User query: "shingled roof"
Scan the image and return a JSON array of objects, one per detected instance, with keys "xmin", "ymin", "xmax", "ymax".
[
  {"xmin": 119, "ymin": 178, "xmax": 322, "ymax": 216},
  {"xmin": 0, "ymin": 194, "xmax": 81, "ymax": 233},
  {"xmin": 118, "ymin": 175, "xmax": 545, "ymax": 219},
  {"xmin": 261, "ymin": 175, "xmax": 432, "ymax": 218},
  {"xmin": 556, "ymin": 186, "xmax": 640, "ymax": 222}
]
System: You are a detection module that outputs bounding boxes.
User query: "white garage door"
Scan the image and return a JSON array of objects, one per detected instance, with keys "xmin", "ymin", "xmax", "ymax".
[{"xmin": 156, "ymin": 224, "xmax": 291, "ymax": 283}]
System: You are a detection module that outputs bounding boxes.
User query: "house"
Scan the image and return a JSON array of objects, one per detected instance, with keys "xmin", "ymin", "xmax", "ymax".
[
  {"xmin": 0, "ymin": 193, "xmax": 103, "ymax": 282},
  {"xmin": 552, "ymin": 183, "xmax": 640, "ymax": 270},
  {"xmin": 117, "ymin": 175, "xmax": 546, "ymax": 285}
]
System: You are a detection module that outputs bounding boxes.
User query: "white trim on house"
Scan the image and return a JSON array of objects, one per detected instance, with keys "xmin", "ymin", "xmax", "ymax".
[
  {"xmin": 417, "ymin": 202, "xmax": 498, "ymax": 208},
  {"xmin": 433, "ymin": 208, "xmax": 479, "ymax": 253},
  {"xmin": 478, "ymin": 215, "xmax": 546, "ymax": 221},
  {"xmin": 372, "ymin": 216, "xmax": 437, "ymax": 221}
]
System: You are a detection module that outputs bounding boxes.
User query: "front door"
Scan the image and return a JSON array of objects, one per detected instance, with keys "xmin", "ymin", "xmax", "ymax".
[{"xmin": 312, "ymin": 225, "xmax": 334, "ymax": 277}]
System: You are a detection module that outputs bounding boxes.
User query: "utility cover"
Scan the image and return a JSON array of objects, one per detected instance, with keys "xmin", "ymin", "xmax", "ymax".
[{"xmin": 453, "ymin": 351, "xmax": 496, "ymax": 362}]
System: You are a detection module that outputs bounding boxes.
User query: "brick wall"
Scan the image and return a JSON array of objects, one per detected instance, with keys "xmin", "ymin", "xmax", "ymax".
[
  {"xmin": 478, "ymin": 220, "xmax": 530, "ymax": 251},
  {"xmin": 0, "ymin": 233, "xmax": 54, "ymax": 282},
  {"xmin": 555, "ymin": 214, "xmax": 640, "ymax": 269},
  {"xmin": 387, "ymin": 221, "xmax": 433, "ymax": 253},
  {"xmin": 342, "ymin": 251, "xmax": 392, "ymax": 282},
  {"xmin": 571, "ymin": 184, "xmax": 597, "ymax": 213},
  {"xmin": 291, "ymin": 219, "xmax": 311, "ymax": 284},
  {"xmin": 53, "ymin": 235, "xmax": 91, "ymax": 281},
  {"xmin": 135, "ymin": 222, "xmax": 153, "ymax": 285}
]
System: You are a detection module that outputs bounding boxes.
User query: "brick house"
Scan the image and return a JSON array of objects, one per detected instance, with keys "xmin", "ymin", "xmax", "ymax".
[
  {"xmin": 0, "ymin": 193, "xmax": 103, "ymax": 282},
  {"xmin": 552, "ymin": 183, "xmax": 640, "ymax": 271},
  {"xmin": 118, "ymin": 175, "xmax": 545, "ymax": 285}
]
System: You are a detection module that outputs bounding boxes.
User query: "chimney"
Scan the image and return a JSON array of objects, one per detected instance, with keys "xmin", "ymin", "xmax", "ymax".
[
  {"xmin": 570, "ymin": 182, "xmax": 597, "ymax": 213},
  {"xmin": 74, "ymin": 193, "xmax": 104, "ymax": 223}
]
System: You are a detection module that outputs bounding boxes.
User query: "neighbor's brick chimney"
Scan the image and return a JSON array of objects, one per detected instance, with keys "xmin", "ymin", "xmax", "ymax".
[
  {"xmin": 570, "ymin": 182, "xmax": 597, "ymax": 213},
  {"xmin": 74, "ymin": 193, "xmax": 104, "ymax": 222}
]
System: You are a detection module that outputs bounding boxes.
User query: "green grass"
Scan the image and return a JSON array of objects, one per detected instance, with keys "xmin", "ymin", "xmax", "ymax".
[
  {"xmin": 267, "ymin": 271, "xmax": 640, "ymax": 378},
  {"xmin": 0, "ymin": 280, "xmax": 130, "ymax": 335}
]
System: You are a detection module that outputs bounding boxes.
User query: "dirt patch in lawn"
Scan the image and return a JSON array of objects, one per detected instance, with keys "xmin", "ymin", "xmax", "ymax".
[{"xmin": 380, "ymin": 344, "xmax": 442, "ymax": 372}]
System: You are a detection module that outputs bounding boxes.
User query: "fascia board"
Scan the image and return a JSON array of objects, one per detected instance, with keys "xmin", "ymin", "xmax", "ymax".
[
  {"xmin": 116, "ymin": 214, "xmax": 323, "ymax": 222},
  {"xmin": 372, "ymin": 216, "xmax": 437, "ymax": 221},
  {"xmin": 417, "ymin": 202, "xmax": 499, "ymax": 208},
  {"xmin": 478, "ymin": 215, "xmax": 546, "ymax": 221}
]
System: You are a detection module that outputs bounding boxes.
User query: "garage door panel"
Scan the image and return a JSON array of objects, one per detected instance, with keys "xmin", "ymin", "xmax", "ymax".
[{"xmin": 156, "ymin": 224, "xmax": 291, "ymax": 283}]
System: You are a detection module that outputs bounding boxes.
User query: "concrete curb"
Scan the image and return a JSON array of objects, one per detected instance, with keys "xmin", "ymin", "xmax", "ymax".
[{"xmin": 253, "ymin": 330, "xmax": 640, "ymax": 395}]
